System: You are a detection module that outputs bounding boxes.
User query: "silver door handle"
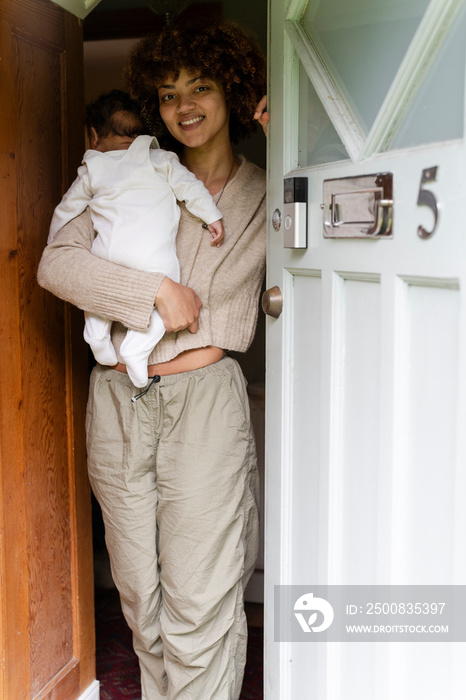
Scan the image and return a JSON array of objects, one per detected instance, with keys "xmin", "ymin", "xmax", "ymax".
[
  {"xmin": 322, "ymin": 173, "xmax": 394, "ymax": 238},
  {"xmin": 323, "ymin": 194, "xmax": 393, "ymax": 237},
  {"xmin": 368, "ymin": 197, "xmax": 393, "ymax": 236}
]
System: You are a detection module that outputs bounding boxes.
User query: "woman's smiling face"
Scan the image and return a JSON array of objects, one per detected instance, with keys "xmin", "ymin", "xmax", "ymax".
[{"xmin": 157, "ymin": 69, "xmax": 230, "ymax": 150}]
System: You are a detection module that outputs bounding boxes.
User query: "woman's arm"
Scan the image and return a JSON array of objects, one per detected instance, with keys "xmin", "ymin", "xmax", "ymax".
[{"xmin": 38, "ymin": 209, "xmax": 201, "ymax": 333}]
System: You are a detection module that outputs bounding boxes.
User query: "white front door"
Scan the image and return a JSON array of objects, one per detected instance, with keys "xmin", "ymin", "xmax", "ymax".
[{"xmin": 265, "ymin": 0, "xmax": 466, "ymax": 697}]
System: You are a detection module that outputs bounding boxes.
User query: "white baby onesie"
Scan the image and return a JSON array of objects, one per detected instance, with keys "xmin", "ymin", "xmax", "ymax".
[{"xmin": 49, "ymin": 135, "xmax": 222, "ymax": 387}]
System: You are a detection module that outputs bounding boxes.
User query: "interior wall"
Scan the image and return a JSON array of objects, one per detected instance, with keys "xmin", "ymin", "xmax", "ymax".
[{"xmin": 84, "ymin": 38, "xmax": 138, "ymax": 107}]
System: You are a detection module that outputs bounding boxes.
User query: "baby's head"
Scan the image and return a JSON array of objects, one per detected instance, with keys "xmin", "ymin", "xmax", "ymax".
[{"xmin": 86, "ymin": 90, "xmax": 146, "ymax": 152}]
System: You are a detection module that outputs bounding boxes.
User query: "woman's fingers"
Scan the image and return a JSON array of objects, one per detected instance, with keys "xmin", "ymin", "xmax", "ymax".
[
  {"xmin": 254, "ymin": 94, "xmax": 267, "ymax": 118},
  {"xmin": 254, "ymin": 95, "xmax": 269, "ymax": 136},
  {"xmin": 155, "ymin": 277, "xmax": 202, "ymax": 333}
]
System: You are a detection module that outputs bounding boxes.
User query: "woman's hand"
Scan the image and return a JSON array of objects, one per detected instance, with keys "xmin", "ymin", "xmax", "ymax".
[
  {"xmin": 155, "ymin": 277, "xmax": 202, "ymax": 333},
  {"xmin": 254, "ymin": 95, "xmax": 269, "ymax": 136}
]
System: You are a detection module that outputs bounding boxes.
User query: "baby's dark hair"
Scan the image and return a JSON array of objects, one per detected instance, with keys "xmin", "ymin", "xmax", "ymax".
[
  {"xmin": 85, "ymin": 89, "xmax": 146, "ymax": 139},
  {"xmin": 126, "ymin": 20, "xmax": 266, "ymax": 151}
]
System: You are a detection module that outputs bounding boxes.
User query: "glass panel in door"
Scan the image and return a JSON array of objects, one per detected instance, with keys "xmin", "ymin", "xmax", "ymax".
[{"xmin": 301, "ymin": 0, "xmax": 432, "ymax": 134}]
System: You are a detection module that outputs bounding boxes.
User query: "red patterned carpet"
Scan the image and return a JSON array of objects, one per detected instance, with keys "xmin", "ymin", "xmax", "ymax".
[{"xmin": 95, "ymin": 589, "xmax": 264, "ymax": 699}]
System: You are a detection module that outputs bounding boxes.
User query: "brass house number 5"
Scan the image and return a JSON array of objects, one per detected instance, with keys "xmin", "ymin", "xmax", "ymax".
[{"xmin": 417, "ymin": 166, "xmax": 439, "ymax": 239}]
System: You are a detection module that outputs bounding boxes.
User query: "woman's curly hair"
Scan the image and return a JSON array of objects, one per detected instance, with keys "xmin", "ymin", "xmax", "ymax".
[{"xmin": 125, "ymin": 20, "xmax": 266, "ymax": 151}]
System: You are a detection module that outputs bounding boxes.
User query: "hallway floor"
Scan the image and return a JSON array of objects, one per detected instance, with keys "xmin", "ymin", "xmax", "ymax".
[{"xmin": 95, "ymin": 588, "xmax": 264, "ymax": 699}]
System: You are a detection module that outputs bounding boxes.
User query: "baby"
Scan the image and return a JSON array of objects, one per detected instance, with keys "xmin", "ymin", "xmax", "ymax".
[{"xmin": 49, "ymin": 90, "xmax": 224, "ymax": 387}]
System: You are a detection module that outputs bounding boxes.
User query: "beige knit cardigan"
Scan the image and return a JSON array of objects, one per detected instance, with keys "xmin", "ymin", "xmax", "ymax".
[{"xmin": 37, "ymin": 157, "xmax": 266, "ymax": 365}]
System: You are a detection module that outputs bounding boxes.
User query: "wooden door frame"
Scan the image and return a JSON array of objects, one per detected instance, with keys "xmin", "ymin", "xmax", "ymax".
[{"xmin": 0, "ymin": 3, "xmax": 95, "ymax": 698}]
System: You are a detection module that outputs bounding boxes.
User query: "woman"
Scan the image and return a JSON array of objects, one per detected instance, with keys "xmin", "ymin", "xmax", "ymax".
[{"xmin": 38, "ymin": 20, "xmax": 267, "ymax": 700}]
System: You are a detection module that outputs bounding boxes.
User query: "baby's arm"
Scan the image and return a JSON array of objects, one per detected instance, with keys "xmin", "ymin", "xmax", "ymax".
[
  {"xmin": 160, "ymin": 151, "xmax": 223, "ymax": 230},
  {"xmin": 48, "ymin": 163, "xmax": 93, "ymax": 244}
]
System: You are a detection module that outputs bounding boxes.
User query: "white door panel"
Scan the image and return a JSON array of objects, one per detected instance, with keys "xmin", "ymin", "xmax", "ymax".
[{"xmin": 265, "ymin": 0, "xmax": 466, "ymax": 696}]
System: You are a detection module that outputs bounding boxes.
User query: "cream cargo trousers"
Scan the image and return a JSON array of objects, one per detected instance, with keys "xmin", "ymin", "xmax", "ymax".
[{"xmin": 86, "ymin": 357, "xmax": 260, "ymax": 699}]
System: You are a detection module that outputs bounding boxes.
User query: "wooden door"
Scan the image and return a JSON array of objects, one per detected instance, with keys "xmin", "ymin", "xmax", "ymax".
[
  {"xmin": 266, "ymin": 0, "xmax": 466, "ymax": 697},
  {"xmin": 0, "ymin": 1, "xmax": 95, "ymax": 698}
]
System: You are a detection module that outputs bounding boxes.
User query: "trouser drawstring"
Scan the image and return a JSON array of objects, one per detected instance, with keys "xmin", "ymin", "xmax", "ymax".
[{"xmin": 131, "ymin": 375, "xmax": 161, "ymax": 403}]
